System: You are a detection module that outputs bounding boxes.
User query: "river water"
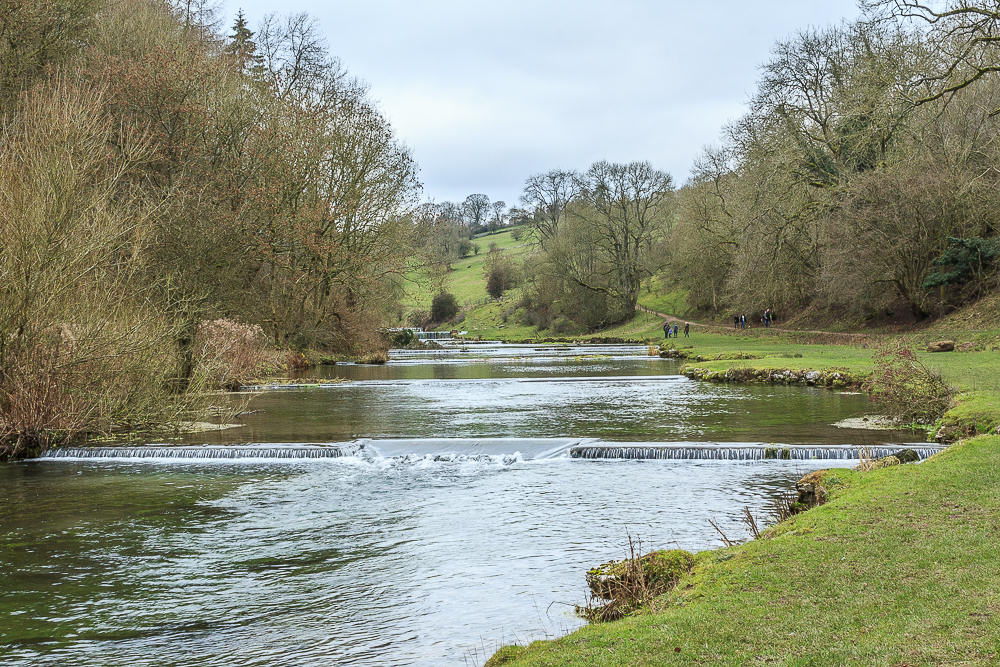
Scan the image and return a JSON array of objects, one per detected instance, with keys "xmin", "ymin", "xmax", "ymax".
[{"xmin": 0, "ymin": 343, "xmax": 921, "ymax": 665}]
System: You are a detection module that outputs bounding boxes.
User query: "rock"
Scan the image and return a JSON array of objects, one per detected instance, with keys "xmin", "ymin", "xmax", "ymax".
[
  {"xmin": 793, "ymin": 471, "xmax": 828, "ymax": 512},
  {"xmin": 927, "ymin": 340, "xmax": 955, "ymax": 352},
  {"xmin": 867, "ymin": 455, "xmax": 900, "ymax": 470},
  {"xmin": 891, "ymin": 448, "xmax": 921, "ymax": 464},
  {"xmin": 805, "ymin": 370, "xmax": 821, "ymax": 385}
]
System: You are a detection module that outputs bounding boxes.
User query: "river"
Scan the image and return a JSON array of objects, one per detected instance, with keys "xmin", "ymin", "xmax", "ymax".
[{"xmin": 0, "ymin": 343, "xmax": 924, "ymax": 665}]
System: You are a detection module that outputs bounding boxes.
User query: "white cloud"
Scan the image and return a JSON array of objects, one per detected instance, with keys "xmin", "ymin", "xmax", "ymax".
[{"xmin": 226, "ymin": 0, "xmax": 860, "ymax": 204}]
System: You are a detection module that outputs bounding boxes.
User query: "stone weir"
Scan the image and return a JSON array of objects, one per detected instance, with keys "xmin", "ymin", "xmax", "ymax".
[
  {"xmin": 39, "ymin": 444, "xmax": 354, "ymax": 460},
  {"xmin": 570, "ymin": 443, "xmax": 943, "ymax": 461}
]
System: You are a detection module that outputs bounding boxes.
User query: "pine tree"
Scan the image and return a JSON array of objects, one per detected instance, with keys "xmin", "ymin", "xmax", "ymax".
[{"xmin": 224, "ymin": 10, "xmax": 260, "ymax": 73}]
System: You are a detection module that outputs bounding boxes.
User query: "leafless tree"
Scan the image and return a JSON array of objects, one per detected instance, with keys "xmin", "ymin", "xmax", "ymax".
[
  {"xmin": 866, "ymin": 0, "xmax": 1000, "ymax": 112},
  {"xmin": 489, "ymin": 199, "xmax": 507, "ymax": 232},
  {"xmin": 520, "ymin": 169, "xmax": 580, "ymax": 243}
]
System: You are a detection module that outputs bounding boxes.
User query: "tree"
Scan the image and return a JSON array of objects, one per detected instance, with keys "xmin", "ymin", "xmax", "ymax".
[
  {"xmin": 0, "ymin": 79, "xmax": 180, "ymax": 458},
  {"xmin": 462, "ymin": 193, "xmax": 491, "ymax": 232},
  {"xmin": 483, "ymin": 245, "xmax": 518, "ymax": 299},
  {"xmin": 866, "ymin": 1, "xmax": 1000, "ymax": 112},
  {"xmin": 521, "ymin": 169, "xmax": 579, "ymax": 243},
  {"xmin": 489, "ymin": 199, "xmax": 507, "ymax": 232},
  {"xmin": 224, "ymin": 9, "xmax": 261, "ymax": 73},
  {"xmin": 430, "ymin": 292, "xmax": 459, "ymax": 323},
  {"xmin": 568, "ymin": 161, "xmax": 674, "ymax": 320}
]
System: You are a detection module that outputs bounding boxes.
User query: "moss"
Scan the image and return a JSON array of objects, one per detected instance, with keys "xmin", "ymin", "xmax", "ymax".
[
  {"xmin": 485, "ymin": 645, "xmax": 528, "ymax": 666},
  {"xmin": 583, "ymin": 549, "xmax": 695, "ymax": 621},
  {"xmin": 933, "ymin": 390, "xmax": 1000, "ymax": 442}
]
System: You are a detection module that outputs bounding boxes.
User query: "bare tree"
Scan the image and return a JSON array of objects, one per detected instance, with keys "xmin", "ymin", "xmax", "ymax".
[
  {"xmin": 489, "ymin": 199, "xmax": 507, "ymax": 232},
  {"xmin": 520, "ymin": 169, "xmax": 580, "ymax": 243},
  {"xmin": 866, "ymin": 0, "xmax": 1000, "ymax": 112},
  {"xmin": 561, "ymin": 161, "xmax": 674, "ymax": 320}
]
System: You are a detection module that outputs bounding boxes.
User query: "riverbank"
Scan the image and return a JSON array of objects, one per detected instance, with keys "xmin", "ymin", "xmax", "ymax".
[
  {"xmin": 488, "ymin": 326, "xmax": 1000, "ymax": 665},
  {"xmin": 490, "ymin": 434, "xmax": 1000, "ymax": 665}
]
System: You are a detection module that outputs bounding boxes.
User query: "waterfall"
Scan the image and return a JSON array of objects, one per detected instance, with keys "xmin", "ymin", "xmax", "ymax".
[
  {"xmin": 36, "ymin": 440, "xmax": 943, "ymax": 463},
  {"xmin": 569, "ymin": 444, "xmax": 943, "ymax": 461},
  {"xmin": 39, "ymin": 444, "xmax": 354, "ymax": 460}
]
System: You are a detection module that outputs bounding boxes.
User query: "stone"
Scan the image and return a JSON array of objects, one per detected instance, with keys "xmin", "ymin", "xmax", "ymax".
[
  {"xmin": 793, "ymin": 470, "xmax": 828, "ymax": 511},
  {"xmin": 927, "ymin": 340, "xmax": 955, "ymax": 352},
  {"xmin": 891, "ymin": 448, "xmax": 921, "ymax": 464}
]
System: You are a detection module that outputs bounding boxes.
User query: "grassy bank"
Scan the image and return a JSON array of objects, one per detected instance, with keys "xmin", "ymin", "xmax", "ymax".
[{"xmin": 492, "ymin": 435, "xmax": 1000, "ymax": 665}]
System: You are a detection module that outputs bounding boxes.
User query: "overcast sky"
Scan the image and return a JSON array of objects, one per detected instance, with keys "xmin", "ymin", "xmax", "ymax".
[{"xmin": 223, "ymin": 1, "xmax": 861, "ymax": 207}]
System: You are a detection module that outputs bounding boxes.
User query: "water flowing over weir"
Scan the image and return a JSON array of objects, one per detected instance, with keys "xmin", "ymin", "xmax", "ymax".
[
  {"xmin": 570, "ymin": 443, "xmax": 943, "ymax": 461},
  {"xmin": 38, "ymin": 439, "xmax": 944, "ymax": 462},
  {"xmin": 40, "ymin": 444, "xmax": 355, "ymax": 460}
]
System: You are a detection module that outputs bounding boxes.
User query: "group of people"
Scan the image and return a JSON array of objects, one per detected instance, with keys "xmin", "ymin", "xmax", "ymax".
[
  {"xmin": 733, "ymin": 308, "xmax": 776, "ymax": 329},
  {"xmin": 663, "ymin": 321, "xmax": 690, "ymax": 339}
]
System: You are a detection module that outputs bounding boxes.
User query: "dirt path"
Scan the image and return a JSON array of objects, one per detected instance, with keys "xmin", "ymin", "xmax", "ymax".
[{"xmin": 636, "ymin": 305, "xmax": 869, "ymax": 341}]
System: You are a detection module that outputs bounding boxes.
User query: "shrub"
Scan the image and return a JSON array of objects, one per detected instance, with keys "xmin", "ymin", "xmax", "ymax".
[
  {"xmin": 193, "ymin": 319, "xmax": 272, "ymax": 390},
  {"xmin": 430, "ymin": 292, "xmax": 459, "ymax": 323},
  {"xmin": 407, "ymin": 310, "xmax": 430, "ymax": 329},
  {"xmin": 864, "ymin": 339, "xmax": 955, "ymax": 423},
  {"xmin": 511, "ymin": 227, "xmax": 524, "ymax": 241},
  {"xmin": 580, "ymin": 540, "xmax": 694, "ymax": 622},
  {"xmin": 391, "ymin": 329, "xmax": 415, "ymax": 346}
]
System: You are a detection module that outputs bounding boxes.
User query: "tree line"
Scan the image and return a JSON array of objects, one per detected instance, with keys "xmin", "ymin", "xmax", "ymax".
[
  {"xmin": 669, "ymin": 1, "xmax": 1000, "ymax": 321},
  {"xmin": 497, "ymin": 1, "xmax": 1000, "ymax": 334},
  {"xmin": 0, "ymin": 0, "xmax": 418, "ymax": 457}
]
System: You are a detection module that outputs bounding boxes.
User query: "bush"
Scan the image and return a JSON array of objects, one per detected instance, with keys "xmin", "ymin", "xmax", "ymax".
[
  {"xmin": 580, "ymin": 542, "xmax": 694, "ymax": 622},
  {"xmin": 864, "ymin": 340, "xmax": 955, "ymax": 423},
  {"xmin": 407, "ymin": 310, "xmax": 430, "ymax": 329},
  {"xmin": 430, "ymin": 292, "xmax": 459, "ymax": 323},
  {"xmin": 511, "ymin": 227, "xmax": 524, "ymax": 241},
  {"xmin": 194, "ymin": 319, "xmax": 273, "ymax": 390},
  {"xmin": 391, "ymin": 329, "xmax": 415, "ymax": 346}
]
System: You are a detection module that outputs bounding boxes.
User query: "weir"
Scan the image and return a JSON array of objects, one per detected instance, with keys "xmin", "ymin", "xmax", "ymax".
[
  {"xmin": 570, "ymin": 444, "xmax": 943, "ymax": 461},
  {"xmin": 40, "ymin": 444, "xmax": 354, "ymax": 460},
  {"xmin": 35, "ymin": 440, "xmax": 944, "ymax": 462}
]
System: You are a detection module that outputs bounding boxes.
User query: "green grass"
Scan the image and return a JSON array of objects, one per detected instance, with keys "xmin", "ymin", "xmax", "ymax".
[
  {"xmin": 400, "ymin": 228, "xmax": 534, "ymax": 312},
  {"xmin": 495, "ymin": 435, "xmax": 1000, "ymax": 666},
  {"xmin": 636, "ymin": 277, "xmax": 690, "ymax": 316}
]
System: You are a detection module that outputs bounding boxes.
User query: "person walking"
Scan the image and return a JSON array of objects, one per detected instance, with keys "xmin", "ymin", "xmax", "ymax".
[
  {"xmin": 740, "ymin": 314, "xmax": 746, "ymax": 329},
  {"xmin": 663, "ymin": 321, "xmax": 671, "ymax": 339},
  {"xmin": 733, "ymin": 314, "xmax": 739, "ymax": 329},
  {"xmin": 683, "ymin": 322, "xmax": 690, "ymax": 338},
  {"xmin": 673, "ymin": 323, "xmax": 678, "ymax": 338}
]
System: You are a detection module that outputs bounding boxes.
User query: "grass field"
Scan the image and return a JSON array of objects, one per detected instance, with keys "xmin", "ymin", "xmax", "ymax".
[{"xmin": 400, "ymin": 227, "xmax": 534, "ymax": 312}]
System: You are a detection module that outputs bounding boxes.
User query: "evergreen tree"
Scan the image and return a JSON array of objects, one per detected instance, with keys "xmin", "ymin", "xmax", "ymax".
[{"xmin": 224, "ymin": 9, "xmax": 259, "ymax": 73}]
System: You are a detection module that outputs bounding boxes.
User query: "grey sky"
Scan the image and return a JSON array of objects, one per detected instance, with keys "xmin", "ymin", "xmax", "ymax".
[{"xmin": 224, "ymin": 1, "xmax": 861, "ymax": 207}]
